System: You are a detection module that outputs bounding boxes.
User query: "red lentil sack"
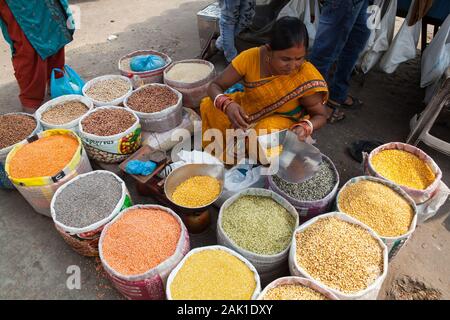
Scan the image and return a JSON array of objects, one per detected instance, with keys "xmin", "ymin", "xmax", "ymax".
[
  {"xmin": 119, "ymin": 50, "xmax": 172, "ymax": 88},
  {"xmin": 82, "ymin": 75, "xmax": 133, "ymax": 107},
  {"xmin": 364, "ymin": 142, "xmax": 447, "ymax": 223},
  {"xmin": 51, "ymin": 171, "xmax": 132, "ymax": 257},
  {"xmin": 164, "ymin": 59, "xmax": 215, "ymax": 109},
  {"xmin": 98, "ymin": 204, "xmax": 190, "ymax": 300},
  {"xmin": 0, "ymin": 113, "xmax": 41, "ymax": 189},
  {"xmin": 289, "ymin": 212, "xmax": 389, "ymax": 300},
  {"xmin": 268, "ymin": 154, "xmax": 340, "ymax": 223},
  {"xmin": 217, "ymin": 188, "xmax": 299, "ymax": 286},
  {"xmin": 78, "ymin": 106, "xmax": 142, "ymax": 164},
  {"xmin": 35, "ymin": 95, "xmax": 93, "ymax": 133},
  {"xmin": 124, "ymin": 84, "xmax": 183, "ymax": 132},
  {"xmin": 5, "ymin": 129, "xmax": 92, "ymax": 217},
  {"xmin": 257, "ymin": 276, "xmax": 339, "ymax": 300},
  {"xmin": 336, "ymin": 176, "xmax": 418, "ymax": 261}
]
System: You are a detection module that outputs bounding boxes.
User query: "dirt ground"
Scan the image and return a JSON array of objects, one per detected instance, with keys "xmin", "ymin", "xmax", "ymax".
[{"xmin": 0, "ymin": 0, "xmax": 449, "ymax": 300}]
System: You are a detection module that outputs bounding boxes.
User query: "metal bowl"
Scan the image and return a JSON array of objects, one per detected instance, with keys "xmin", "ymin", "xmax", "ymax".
[{"xmin": 164, "ymin": 163, "xmax": 225, "ymax": 210}]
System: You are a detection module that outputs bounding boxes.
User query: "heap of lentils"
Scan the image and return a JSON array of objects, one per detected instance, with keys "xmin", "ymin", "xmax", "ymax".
[
  {"xmin": 273, "ymin": 159, "xmax": 336, "ymax": 201},
  {"xmin": 338, "ymin": 180, "xmax": 414, "ymax": 237},
  {"xmin": 0, "ymin": 114, "xmax": 36, "ymax": 149},
  {"xmin": 81, "ymin": 108, "xmax": 136, "ymax": 136},
  {"xmin": 53, "ymin": 172, "xmax": 122, "ymax": 228},
  {"xmin": 126, "ymin": 86, "xmax": 178, "ymax": 113},
  {"xmin": 170, "ymin": 249, "xmax": 257, "ymax": 300},
  {"xmin": 371, "ymin": 149, "xmax": 435, "ymax": 190},
  {"xmin": 41, "ymin": 101, "xmax": 89, "ymax": 125},
  {"xmin": 295, "ymin": 217, "xmax": 384, "ymax": 294},
  {"xmin": 8, "ymin": 134, "xmax": 79, "ymax": 179},
  {"xmin": 102, "ymin": 208, "xmax": 181, "ymax": 275},
  {"xmin": 263, "ymin": 284, "xmax": 329, "ymax": 300},
  {"xmin": 222, "ymin": 195, "xmax": 296, "ymax": 255},
  {"xmin": 172, "ymin": 176, "xmax": 221, "ymax": 208},
  {"xmin": 85, "ymin": 78, "xmax": 130, "ymax": 102}
]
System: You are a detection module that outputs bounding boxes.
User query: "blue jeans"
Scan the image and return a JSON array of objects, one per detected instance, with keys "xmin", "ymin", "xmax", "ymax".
[
  {"xmin": 309, "ymin": 0, "xmax": 371, "ymax": 103},
  {"xmin": 216, "ymin": 0, "xmax": 256, "ymax": 62}
]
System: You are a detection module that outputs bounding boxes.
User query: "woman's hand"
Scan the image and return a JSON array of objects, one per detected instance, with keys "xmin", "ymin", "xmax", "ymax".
[
  {"xmin": 226, "ymin": 102, "xmax": 250, "ymax": 130},
  {"xmin": 292, "ymin": 125, "xmax": 309, "ymax": 141}
]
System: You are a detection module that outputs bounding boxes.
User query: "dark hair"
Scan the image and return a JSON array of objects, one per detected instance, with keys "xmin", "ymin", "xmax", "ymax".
[{"xmin": 269, "ymin": 17, "xmax": 309, "ymax": 51}]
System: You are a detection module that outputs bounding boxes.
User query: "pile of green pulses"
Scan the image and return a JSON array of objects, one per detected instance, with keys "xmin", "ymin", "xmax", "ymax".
[
  {"xmin": 273, "ymin": 159, "xmax": 336, "ymax": 201},
  {"xmin": 222, "ymin": 195, "xmax": 296, "ymax": 255}
]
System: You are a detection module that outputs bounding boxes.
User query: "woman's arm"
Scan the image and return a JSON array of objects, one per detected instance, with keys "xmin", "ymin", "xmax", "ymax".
[
  {"xmin": 207, "ymin": 65, "xmax": 249, "ymax": 130},
  {"xmin": 293, "ymin": 92, "xmax": 328, "ymax": 141}
]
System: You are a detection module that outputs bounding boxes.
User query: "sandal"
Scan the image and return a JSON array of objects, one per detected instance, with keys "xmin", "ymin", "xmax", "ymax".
[
  {"xmin": 326, "ymin": 104, "xmax": 345, "ymax": 124},
  {"xmin": 348, "ymin": 140, "xmax": 383, "ymax": 163},
  {"xmin": 328, "ymin": 95, "xmax": 363, "ymax": 109}
]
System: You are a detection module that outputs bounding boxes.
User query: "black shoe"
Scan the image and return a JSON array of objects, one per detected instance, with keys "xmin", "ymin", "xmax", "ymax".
[{"xmin": 348, "ymin": 140, "xmax": 383, "ymax": 163}]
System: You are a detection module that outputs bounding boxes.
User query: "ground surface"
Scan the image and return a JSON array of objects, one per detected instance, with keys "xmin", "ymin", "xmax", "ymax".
[{"xmin": 0, "ymin": 0, "xmax": 449, "ymax": 300}]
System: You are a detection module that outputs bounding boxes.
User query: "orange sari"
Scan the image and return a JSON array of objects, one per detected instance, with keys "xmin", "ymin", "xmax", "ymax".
[{"xmin": 200, "ymin": 47, "xmax": 328, "ymax": 149}]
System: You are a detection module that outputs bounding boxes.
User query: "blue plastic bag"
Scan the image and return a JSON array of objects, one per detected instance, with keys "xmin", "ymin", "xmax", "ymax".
[
  {"xmin": 130, "ymin": 55, "xmax": 166, "ymax": 72},
  {"xmin": 125, "ymin": 160, "xmax": 157, "ymax": 176},
  {"xmin": 224, "ymin": 83, "xmax": 244, "ymax": 94},
  {"xmin": 50, "ymin": 65, "xmax": 85, "ymax": 98}
]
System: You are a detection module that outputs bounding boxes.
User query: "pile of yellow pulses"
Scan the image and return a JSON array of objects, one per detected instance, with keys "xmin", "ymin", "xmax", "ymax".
[
  {"xmin": 8, "ymin": 135, "xmax": 79, "ymax": 179},
  {"xmin": 371, "ymin": 149, "xmax": 435, "ymax": 190},
  {"xmin": 263, "ymin": 284, "xmax": 328, "ymax": 300},
  {"xmin": 295, "ymin": 217, "xmax": 384, "ymax": 294},
  {"xmin": 338, "ymin": 180, "xmax": 414, "ymax": 237},
  {"xmin": 170, "ymin": 249, "xmax": 256, "ymax": 300},
  {"xmin": 171, "ymin": 175, "xmax": 220, "ymax": 207}
]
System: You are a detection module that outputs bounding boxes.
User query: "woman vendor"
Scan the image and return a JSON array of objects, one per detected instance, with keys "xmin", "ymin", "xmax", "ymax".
[{"xmin": 201, "ymin": 16, "xmax": 329, "ymax": 158}]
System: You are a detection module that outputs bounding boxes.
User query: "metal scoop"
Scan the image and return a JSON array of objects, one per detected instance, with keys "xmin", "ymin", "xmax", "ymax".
[{"xmin": 273, "ymin": 130, "xmax": 322, "ymax": 183}]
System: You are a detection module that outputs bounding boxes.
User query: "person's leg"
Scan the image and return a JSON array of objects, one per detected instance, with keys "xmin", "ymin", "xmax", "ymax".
[
  {"xmin": 216, "ymin": 0, "xmax": 241, "ymax": 62},
  {"xmin": 329, "ymin": 0, "xmax": 371, "ymax": 104},
  {"xmin": 0, "ymin": 1, "xmax": 48, "ymax": 112},
  {"xmin": 308, "ymin": 0, "xmax": 355, "ymax": 83},
  {"xmin": 235, "ymin": 0, "xmax": 256, "ymax": 36},
  {"xmin": 46, "ymin": 47, "xmax": 66, "ymax": 97}
]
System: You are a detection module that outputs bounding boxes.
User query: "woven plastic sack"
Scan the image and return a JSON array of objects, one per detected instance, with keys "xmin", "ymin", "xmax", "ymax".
[
  {"xmin": 257, "ymin": 276, "xmax": 339, "ymax": 300},
  {"xmin": 118, "ymin": 50, "xmax": 172, "ymax": 88},
  {"xmin": 82, "ymin": 75, "xmax": 133, "ymax": 107},
  {"xmin": 124, "ymin": 84, "xmax": 183, "ymax": 132},
  {"xmin": 289, "ymin": 212, "xmax": 389, "ymax": 300},
  {"xmin": 166, "ymin": 245, "xmax": 261, "ymax": 300},
  {"xmin": 0, "ymin": 113, "xmax": 41, "ymax": 189},
  {"xmin": 5, "ymin": 129, "xmax": 92, "ymax": 217},
  {"xmin": 268, "ymin": 154, "xmax": 339, "ymax": 223},
  {"xmin": 78, "ymin": 106, "xmax": 142, "ymax": 163},
  {"xmin": 359, "ymin": 0, "xmax": 397, "ymax": 73},
  {"xmin": 421, "ymin": 14, "xmax": 450, "ymax": 88},
  {"xmin": 363, "ymin": 142, "xmax": 442, "ymax": 204},
  {"xmin": 336, "ymin": 176, "xmax": 418, "ymax": 261},
  {"xmin": 379, "ymin": 0, "xmax": 421, "ymax": 73},
  {"xmin": 51, "ymin": 171, "xmax": 132, "ymax": 257},
  {"xmin": 99, "ymin": 204, "xmax": 190, "ymax": 300},
  {"xmin": 217, "ymin": 188, "xmax": 299, "ymax": 286},
  {"xmin": 143, "ymin": 108, "xmax": 201, "ymax": 152},
  {"xmin": 164, "ymin": 59, "xmax": 215, "ymax": 109},
  {"xmin": 35, "ymin": 94, "xmax": 93, "ymax": 134}
]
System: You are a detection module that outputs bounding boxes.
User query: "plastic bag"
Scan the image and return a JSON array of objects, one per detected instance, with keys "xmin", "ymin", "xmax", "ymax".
[
  {"xmin": 215, "ymin": 161, "xmax": 266, "ymax": 207},
  {"xmin": 379, "ymin": 0, "xmax": 421, "ymax": 73},
  {"xmin": 359, "ymin": 0, "xmax": 398, "ymax": 73},
  {"xmin": 420, "ymin": 14, "xmax": 450, "ymax": 88},
  {"xmin": 50, "ymin": 65, "xmax": 85, "ymax": 98},
  {"xmin": 277, "ymin": 0, "xmax": 319, "ymax": 48},
  {"xmin": 416, "ymin": 182, "xmax": 450, "ymax": 223},
  {"xmin": 130, "ymin": 55, "xmax": 166, "ymax": 72}
]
